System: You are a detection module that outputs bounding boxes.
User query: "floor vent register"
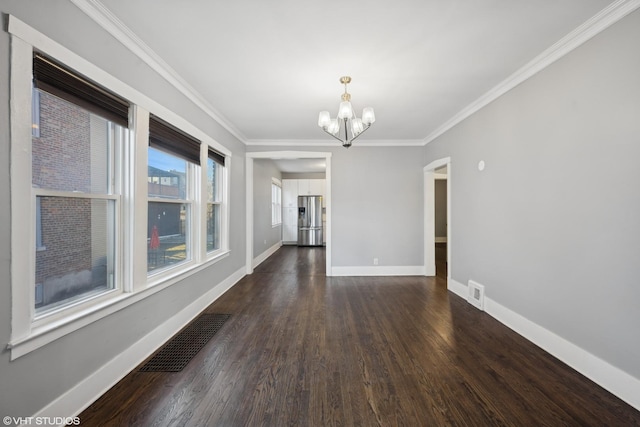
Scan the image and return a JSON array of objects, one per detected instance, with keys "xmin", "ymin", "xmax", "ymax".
[{"xmin": 139, "ymin": 313, "xmax": 231, "ymax": 372}]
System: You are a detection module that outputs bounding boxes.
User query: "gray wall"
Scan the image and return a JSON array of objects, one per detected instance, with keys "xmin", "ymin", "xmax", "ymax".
[
  {"xmin": 423, "ymin": 9, "xmax": 640, "ymax": 379},
  {"xmin": 253, "ymin": 159, "xmax": 282, "ymax": 255},
  {"xmin": 434, "ymin": 179, "xmax": 447, "ymax": 239},
  {"xmin": 247, "ymin": 146, "xmax": 425, "ymax": 268},
  {"xmin": 281, "ymin": 172, "xmax": 325, "ymax": 179},
  {"xmin": 0, "ymin": 1, "xmax": 246, "ymax": 416}
]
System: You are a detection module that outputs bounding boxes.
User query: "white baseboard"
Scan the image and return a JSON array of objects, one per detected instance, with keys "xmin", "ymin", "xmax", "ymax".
[
  {"xmin": 485, "ymin": 296, "xmax": 640, "ymax": 411},
  {"xmin": 331, "ymin": 265, "xmax": 426, "ymax": 276},
  {"xmin": 435, "ymin": 237, "xmax": 447, "ymax": 243},
  {"xmin": 252, "ymin": 241, "xmax": 282, "ymax": 268},
  {"xmin": 448, "ymin": 278, "xmax": 467, "ymax": 299},
  {"xmin": 448, "ymin": 278, "xmax": 640, "ymax": 411},
  {"xmin": 33, "ymin": 266, "xmax": 246, "ymax": 424}
]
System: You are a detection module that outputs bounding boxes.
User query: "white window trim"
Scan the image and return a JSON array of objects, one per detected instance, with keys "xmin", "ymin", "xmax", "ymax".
[
  {"xmin": 271, "ymin": 178, "xmax": 282, "ymax": 227},
  {"xmin": 7, "ymin": 15, "xmax": 232, "ymax": 360},
  {"xmin": 203, "ymin": 144, "xmax": 230, "ymax": 259},
  {"xmin": 146, "ymin": 147, "xmax": 199, "ymax": 282}
]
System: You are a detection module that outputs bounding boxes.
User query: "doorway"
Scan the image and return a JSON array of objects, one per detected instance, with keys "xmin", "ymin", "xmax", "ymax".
[
  {"xmin": 423, "ymin": 157, "xmax": 451, "ymax": 285},
  {"xmin": 245, "ymin": 151, "xmax": 332, "ymax": 276},
  {"xmin": 434, "ymin": 168, "xmax": 447, "ymax": 278}
]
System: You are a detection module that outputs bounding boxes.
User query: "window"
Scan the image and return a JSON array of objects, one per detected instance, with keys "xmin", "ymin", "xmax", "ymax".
[
  {"xmin": 207, "ymin": 148, "xmax": 225, "ymax": 253},
  {"xmin": 147, "ymin": 115, "xmax": 199, "ymax": 274},
  {"xmin": 31, "ymin": 53, "xmax": 128, "ymax": 315},
  {"xmin": 9, "ymin": 17, "xmax": 231, "ymax": 359},
  {"xmin": 272, "ymin": 178, "xmax": 282, "ymax": 226}
]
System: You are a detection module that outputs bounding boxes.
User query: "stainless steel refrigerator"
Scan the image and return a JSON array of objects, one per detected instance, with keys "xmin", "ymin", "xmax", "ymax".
[{"xmin": 297, "ymin": 195, "xmax": 323, "ymax": 246}]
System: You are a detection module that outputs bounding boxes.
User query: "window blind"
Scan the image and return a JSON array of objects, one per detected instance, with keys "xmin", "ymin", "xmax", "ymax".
[
  {"xmin": 149, "ymin": 114, "xmax": 201, "ymax": 165},
  {"xmin": 33, "ymin": 53, "xmax": 130, "ymax": 127},
  {"xmin": 208, "ymin": 147, "xmax": 225, "ymax": 166}
]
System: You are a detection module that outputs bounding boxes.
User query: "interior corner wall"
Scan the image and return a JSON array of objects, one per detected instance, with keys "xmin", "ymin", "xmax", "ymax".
[
  {"xmin": 0, "ymin": 1, "xmax": 246, "ymax": 417},
  {"xmin": 253, "ymin": 159, "xmax": 282, "ymax": 256},
  {"xmin": 423, "ymin": 8, "xmax": 640, "ymax": 382}
]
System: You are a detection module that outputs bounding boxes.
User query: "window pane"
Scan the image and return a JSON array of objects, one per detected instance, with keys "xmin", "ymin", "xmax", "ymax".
[
  {"xmin": 148, "ymin": 202, "xmax": 189, "ymax": 272},
  {"xmin": 32, "ymin": 89, "xmax": 112, "ymax": 194},
  {"xmin": 272, "ymin": 183, "xmax": 282, "ymax": 225},
  {"xmin": 207, "ymin": 157, "xmax": 218, "ymax": 203},
  {"xmin": 207, "ymin": 203, "xmax": 221, "ymax": 252},
  {"xmin": 148, "ymin": 147, "xmax": 187, "ymax": 199},
  {"xmin": 36, "ymin": 197, "xmax": 115, "ymax": 312}
]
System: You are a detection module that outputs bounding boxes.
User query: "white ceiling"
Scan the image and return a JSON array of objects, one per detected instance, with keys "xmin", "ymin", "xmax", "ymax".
[
  {"xmin": 270, "ymin": 158, "xmax": 327, "ymax": 174},
  {"xmin": 94, "ymin": 0, "xmax": 613, "ymax": 147}
]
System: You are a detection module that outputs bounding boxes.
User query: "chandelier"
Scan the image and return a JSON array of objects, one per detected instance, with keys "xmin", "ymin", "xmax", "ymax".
[{"xmin": 317, "ymin": 76, "xmax": 375, "ymax": 148}]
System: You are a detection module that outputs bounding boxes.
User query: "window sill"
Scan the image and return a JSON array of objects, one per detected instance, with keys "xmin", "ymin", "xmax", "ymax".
[{"xmin": 8, "ymin": 249, "xmax": 231, "ymax": 360}]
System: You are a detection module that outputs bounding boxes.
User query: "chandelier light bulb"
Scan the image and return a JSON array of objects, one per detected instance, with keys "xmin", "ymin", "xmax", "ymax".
[
  {"xmin": 318, "ymin": 111, "xmax": 331, "ymax": 129},
  {"xmin": 362, "ymin": 107, "xmax": 376, "ymax": 125},
  {"xmin": 328, "ymin": 119, "xmax": 340, "ymax": 135},
  {"xmin": 338, "ymin": 101, "xmax": 353, "ymax": 119},
  {"xmin": 351, "ymin": 118, "xmax": 364, "ymax": 135}
]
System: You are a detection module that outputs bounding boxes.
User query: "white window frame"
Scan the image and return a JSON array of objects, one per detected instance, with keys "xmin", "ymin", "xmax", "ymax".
[
  {"xmin": 203, "ymin": 147, "xmax": 228, "ymax": 257},
  {"xmin": 7, "ymin": 15, "xmax": 232, "ymax": 360},
  {"xmin": 146, "ymin": 146, "xmax": 199, "ymax": 282},
  {"xmin": 271, "ymin": 178, "xmax": 282, "ymax": 227}
]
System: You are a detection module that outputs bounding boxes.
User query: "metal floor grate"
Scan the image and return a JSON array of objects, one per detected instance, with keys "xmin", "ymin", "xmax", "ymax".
[{"xmin": 139, "ymin": 313, "xmax": 231, "ymax": 372}]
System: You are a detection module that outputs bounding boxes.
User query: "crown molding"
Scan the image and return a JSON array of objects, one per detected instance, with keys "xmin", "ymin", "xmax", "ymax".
[
  {"xmin": 245, "ymin": 139, "xmax": 426, "ymax": 147},
  {"xmin": 69, "ymin": 0, "xmax": 248, "ymax": 143},
  {"xmin": 423, "ymin": 0, "xmax": 640, "ymax": 145},
  {"xmin": 71, "ymin": 0, "xmax": 639, "ymax": 148}
]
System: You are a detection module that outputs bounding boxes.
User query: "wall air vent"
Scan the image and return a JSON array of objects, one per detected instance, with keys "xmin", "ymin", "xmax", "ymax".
[{"xmin": 467, "ymin": 280, "xmax": 485, "ymax": 311}]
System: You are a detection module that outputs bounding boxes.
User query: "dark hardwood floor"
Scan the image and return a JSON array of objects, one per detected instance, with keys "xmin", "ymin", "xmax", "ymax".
[{"xmin": 80, "ymin": 246, "xmax": 640, "ymax": 426}]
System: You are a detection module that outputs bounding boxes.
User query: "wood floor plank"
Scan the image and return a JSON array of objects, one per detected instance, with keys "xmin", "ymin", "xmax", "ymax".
[{"xmin": 79, "ymin": 246, "xmax": 640, "ymax": 426}]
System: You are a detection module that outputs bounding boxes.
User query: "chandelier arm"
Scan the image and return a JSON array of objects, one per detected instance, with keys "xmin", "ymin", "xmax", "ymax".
[
  {"xmin": 347, "ymin": 124, "xmax": 372, "ymax": 144},
  {"xmin": 322, "ymin": 128, "xmax": 348, "ymax": 144},
  {"xmin": 343, "ymin": 118, "xmax": 349, "ymax": 142}
]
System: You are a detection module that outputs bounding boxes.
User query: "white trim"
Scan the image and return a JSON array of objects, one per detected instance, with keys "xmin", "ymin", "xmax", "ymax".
[
  {"xmin": 448, "ymin": 279, "xmax": 467, "ymax": 299},
  {"xmin": 331, "ymin": 266, "xmax": 426, "ymax": 277},
  {"xmin": 9, "ymin": 250, "xmax": 230, "ymax": 359},
  {"xmin": 66, "ymin": 1, "xmax": 640, "ymax": 148},
  {"xmin": 245, "ymin": 139, "xmax": 426, "ymax": 147},
  {"xmin": 9, "ymin": 33, "xmax": 35, "ymax": 344},
  {"xmin": 423, "ymin": 157, "xmax": 451, "ymax": 279},
  {"xmin": 246, "ymin": 151, "xmax": 332, "ymax": 276},
  {"xmin": 69, "ymin": 0, "xmax": 247, "ymax": 143},
  {"xmin": 31, "ymin": 266, "xmax": 246, "ymax": 421},
  {"xmin": 434, "ymin": 237, "xmax": 447, "ymax": 243},
  {"xmin": 129, "ymin": 105, "xmax": 149, "ymax": 293},
  {"xmin": 245, "ymin": 157, "xmax": 254, "ymax": 274},
  {"xmin": 252, "ymin": 242, "xmax": 282, "ymax": 269},
  {"xmin": 485, "ymin": 297, "xmax": 640, "ymax": 411},
  {"xmin": 446, "ymin": 278, "xmax": 640, "ymax": 411},
  {"xmin": 424, "ymin": 0, "xmax": 640, "ymax": 145}
]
